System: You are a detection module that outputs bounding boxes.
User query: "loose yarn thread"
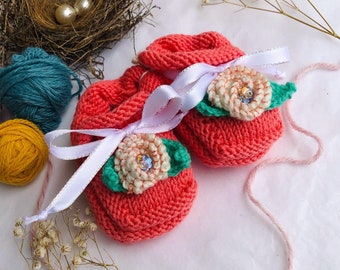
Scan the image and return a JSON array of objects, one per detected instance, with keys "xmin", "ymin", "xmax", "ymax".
[
  {"xmin": 245, "ymin": 62, "xmax": 340, "ymax": 270},
  {"xmin": 33, "ymin": 159, "xmax": 52, "ymax": 215},
  {"xmin": 0, "ymin": 47, "xmax": 82, "ymax": 133},
  {"xmin": 0, "ymin": 119, "xmax": 49, "ymax": 186}
]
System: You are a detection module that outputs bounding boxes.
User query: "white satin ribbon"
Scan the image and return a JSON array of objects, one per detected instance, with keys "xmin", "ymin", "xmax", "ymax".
[
  {"xmin": 166, "ymin": 47, "xmax": 290, "ymax": 111},
  {"xmin": 24, "ymin": 47, "xmax": 290, "ymax": 225}
]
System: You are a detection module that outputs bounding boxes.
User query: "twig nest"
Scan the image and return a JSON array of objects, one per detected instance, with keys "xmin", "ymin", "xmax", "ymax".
[
  {"xmin": 0, "ymin": 119, "xmax": 49, "ymax": 186},
  {"xmin": 208, "ymin": 65, "xmax": 272, "ymax": 121},
  {"xmin": 0, "ymin": 0, "xmax": 153, "ymax": 78}
]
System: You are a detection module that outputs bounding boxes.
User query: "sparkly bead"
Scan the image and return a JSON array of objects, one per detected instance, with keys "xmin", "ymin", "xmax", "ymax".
[
  {"xmin": 55, "ymin": 4, "xmax": 76, "ymax": 25},
  {"xmin": 243, "ymin": 87, "xmax": 254, "ymax": 98},
  {"xmin": 112, "ymin": 134, "xmax": 171, "ymax": 194},
  {"xmin": 136, "ymin": 154, "xmax": 153, "ymax": 172},
  {"xmin": 238, "ymin": 86, "xmax": 254, "ymax": 104}
]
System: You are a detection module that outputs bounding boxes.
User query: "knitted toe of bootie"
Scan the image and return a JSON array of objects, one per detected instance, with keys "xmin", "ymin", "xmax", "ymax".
[
  {"xmin": 136, "ymin": 32, "xmax": 295, "ymax": 167},
  {"xmin": 175, "ymin": 109, "xmax": 283, "ymax": 167},
  {"xmin": 71, "ymin": 66, "xmax": 197, "ymax": 243}
]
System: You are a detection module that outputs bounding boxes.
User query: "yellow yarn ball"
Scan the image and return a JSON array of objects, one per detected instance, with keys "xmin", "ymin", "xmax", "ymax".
[{"xmin": 0, "ymin": 119, "xmax": 49, "ymax": 186}]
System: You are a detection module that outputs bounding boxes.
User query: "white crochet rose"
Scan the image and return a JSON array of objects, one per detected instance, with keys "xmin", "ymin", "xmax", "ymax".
[
  {"xmin": 207, "ymin": 65, "xmax": 272, "ymax": 121},
  {"xmin": 114, "ymin": 134, "xmax": 171, "ymax": 194}
]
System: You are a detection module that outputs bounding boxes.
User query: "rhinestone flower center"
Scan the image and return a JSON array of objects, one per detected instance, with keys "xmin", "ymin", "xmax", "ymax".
[
  {"xmin": 136, "ymin": 154, "xmax": 153, "ymax": 172},
  {"xmin": 238, "ymin": 86, "xmax": 254, "ymax": 104}
]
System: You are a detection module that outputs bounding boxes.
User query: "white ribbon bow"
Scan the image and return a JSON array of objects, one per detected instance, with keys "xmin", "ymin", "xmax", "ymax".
[
  {"xmin": 24, "ymin": 86, "xmax": 184, "ymax": 224},
  {"xmin": 24, "ymin": 47, "xmax": 290, "ymax": 225}
]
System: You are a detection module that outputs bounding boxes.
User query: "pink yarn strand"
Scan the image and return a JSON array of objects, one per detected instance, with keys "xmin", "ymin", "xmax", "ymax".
[
  {"xmin": 244, "ymin": 62, "xmax": 340, "ymax": 270},
  {"xmin": 30, "ymin": 158, "xmax": 52, "ymax": 239},
  {"xmin": 33, "ymin": 158, "xmax": 53, "ymax": 216},
  {"xmin": 294, "ymin": 63, "xmax": 340, "ymax": 83}
]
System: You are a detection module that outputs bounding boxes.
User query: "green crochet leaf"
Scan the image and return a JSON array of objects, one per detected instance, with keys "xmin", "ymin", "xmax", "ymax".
[
  {"xmin": 196, "ymin": 81, "xmax": 296, "ymax": 117},
  {"xmin": 101, "ymin": 138, "xmax": 191, "ymax": 193},
  {"xmin": 102, "ymin": 157, "xmax": 127, "ymax": 193},
  {"xmin": 267, "ymin": 81, "xmax": 296, "ymax": 110},
  {"xmin": 162, "ymin": 138, "xmax": 191, "ymax": 177},
  {"xmin": 196, "ymin": 95, "xmax": 230, "ymax": 117}
]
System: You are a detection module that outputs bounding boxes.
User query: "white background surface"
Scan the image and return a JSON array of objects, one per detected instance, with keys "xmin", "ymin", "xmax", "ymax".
[{"xmin": 1, "ymin": 1, "xmax": 340, "ymax": 269}]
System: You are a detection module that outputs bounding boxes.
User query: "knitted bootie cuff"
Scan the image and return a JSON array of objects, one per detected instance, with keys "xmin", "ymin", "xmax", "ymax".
[{"xmin": 136, "ymin": 31, "xmax": 244, "ymax": 71}]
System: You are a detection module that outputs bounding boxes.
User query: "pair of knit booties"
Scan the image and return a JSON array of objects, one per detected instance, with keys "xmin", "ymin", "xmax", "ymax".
[{"xmin": 71, "ymin": 32, "xmax": 296, "ymax": 243}]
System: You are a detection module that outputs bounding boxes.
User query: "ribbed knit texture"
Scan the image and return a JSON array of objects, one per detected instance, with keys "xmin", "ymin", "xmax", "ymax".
[
  {"xmin": 137, "ymin": 32, "xmax": 284, "ymax": 167},
  {"xmin": 176, "ymin": 109, "xmax": 283, "ymax": 167},
  {"xmin": 137, "ymin": 32, "xmax": 244, "ymax": 71},
  {"xmin": 71, "ymin": 66, "xmax": 197, "ymax": 243}
]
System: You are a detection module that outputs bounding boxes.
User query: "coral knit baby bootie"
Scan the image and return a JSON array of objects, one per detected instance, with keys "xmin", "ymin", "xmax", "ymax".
[
  {"xmin": 136, "ymin": 32, "xmax": 296, "ymax": 167},
  {"xmin": 71, "ymin": 66, "xmax": 197, "ymax": 243}
]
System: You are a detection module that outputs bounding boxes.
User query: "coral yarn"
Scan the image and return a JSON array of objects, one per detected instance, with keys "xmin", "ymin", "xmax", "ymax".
[
  {"xmin": 136, "ymin": 32, "xmax": 284, "ymax": 167},
  {"xmin": 137, "ymin": 31, "xmax": 244, "ymax": 71},
  {"xmin": 0, "ymin": 119, "xmax": 49, "ymax": 186},
  {"xmin": 176, "ymin": 109, "xmax": 283, "ymax": 167},
  {"xmin": 71, "ymin": 65, "xmax": 197, "ymax": 243}
]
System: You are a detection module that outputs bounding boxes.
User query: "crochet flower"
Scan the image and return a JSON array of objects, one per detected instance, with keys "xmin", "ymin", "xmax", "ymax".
[
  {"xmin": 102, "ymin": 133, "xmax": 190, "ymax": 195},
  {"xmin": 114, "ymin": 134, "xmax": 171, "ymax": 194},
  {"xmin": 207, "ymin": 65, "xmax": 272, "ymax": 121}
]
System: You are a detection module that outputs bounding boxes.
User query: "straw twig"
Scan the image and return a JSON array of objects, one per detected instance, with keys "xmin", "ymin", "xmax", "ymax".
[{"xmin": 202, "ymin": 0, "xmax": 340, "ymax": 40}]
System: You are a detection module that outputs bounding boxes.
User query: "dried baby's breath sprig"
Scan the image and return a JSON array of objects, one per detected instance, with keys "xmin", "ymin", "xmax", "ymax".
[
  {"xmin": 13, "ymin": 226, "xmax": 25, "ymax": 239},
  {"xmin": 60, "ymin": 244, "xmax": 72, "ymax": 255},
  {"xmin": 13, "ymin": 207, "xmax": 119, "ymax": 270},
  {"xmin": 202, "ymin": 0, "xmax": 340, "ymax": 40},
  {"xmin": 32, "ymin": 260, "xmax": 42, "ymax": 270}
]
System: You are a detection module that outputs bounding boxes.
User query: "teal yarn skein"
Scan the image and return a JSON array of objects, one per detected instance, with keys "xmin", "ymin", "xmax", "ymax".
[{"xmin": 0, "ymin": 47, "xmax": 82, "ymax": 133}]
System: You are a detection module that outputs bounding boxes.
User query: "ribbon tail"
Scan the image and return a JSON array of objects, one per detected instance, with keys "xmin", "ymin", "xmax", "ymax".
[
  {"xmin": 24, "ymin": 132, "xmax": 125, "ymax": 225},
  {"xmin": 49, "ymin": 140, "xmax": 102, "ymax": 160},
  {"xmin": 45, "ymin": 128, "xmax": 121, "ymax": 160}
]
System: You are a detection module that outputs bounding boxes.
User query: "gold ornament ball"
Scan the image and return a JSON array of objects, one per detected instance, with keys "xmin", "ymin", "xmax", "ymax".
[
  {"xmin": 55, "ymin": 4, "xmax": 77, "ymax": 25},
  {"xmin": 74, "ymin": 0, "xmax": 93, "ymax": 16}
]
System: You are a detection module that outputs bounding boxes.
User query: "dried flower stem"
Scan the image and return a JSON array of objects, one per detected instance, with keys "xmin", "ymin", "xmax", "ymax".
[
  {"xmin": 202, "ymin": 0, "xmax": 340, "ymax": 40},
  {"xmin": 13, "ymin": 207, "xmax": 119, "ymax": 270},
  {"xmin": 14, "ymin": 238, "xmax": 31, "ymax": 269},
  {"xmin": 61, "ymin": 209, "xmax": 74, "ymax": 244}
]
